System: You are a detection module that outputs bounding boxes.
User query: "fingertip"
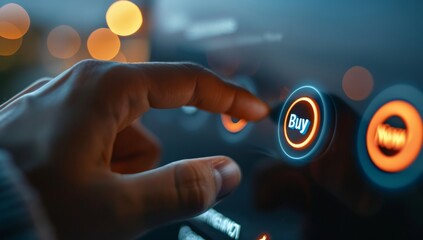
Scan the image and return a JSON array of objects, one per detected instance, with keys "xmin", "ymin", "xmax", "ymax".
[
  {"xmin": 237, "ymin": 98, "xmax": 270, "ymax": 122},
  {"xmin": 176, "ymin": 155, "xmax": 242, "ymax": 199},
  {"xmin": 211, "ymin": 156, "xmax": 241, "ymax": 199},
  {"xmin": 172, "ymin": 155, "xmax": 242, "ymax": 214},
  {"xmin": 120, "ymin": 155, "xmax": 242, "ymax": 230},
  {"xmin": 249, "ymin": 99, "xmax": 271, "ymax": 121}
]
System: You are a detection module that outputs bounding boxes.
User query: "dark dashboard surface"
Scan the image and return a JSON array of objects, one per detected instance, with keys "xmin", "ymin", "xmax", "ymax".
[{"xmin": 142, "ymin": 1, "xmax": 423, "ymax": 239}]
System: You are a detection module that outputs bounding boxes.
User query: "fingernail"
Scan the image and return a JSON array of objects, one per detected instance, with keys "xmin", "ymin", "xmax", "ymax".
[
  {"xmin": 250, "ymin": 101, "xmax": 270, "ymax": 119},
  {"xmin": 213, "ymin": 158, "xmax": 241, "ymax": 199}
]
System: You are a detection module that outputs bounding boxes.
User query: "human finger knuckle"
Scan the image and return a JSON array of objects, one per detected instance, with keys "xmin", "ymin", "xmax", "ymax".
[
  {"xmin": 72, "ymin": 59, "xmax": 104, "ymax": 74},
  {"xmin": 102, "ymin": 62, "xmax": 129, "ymax": 78},
  {"xmin": 181, "ymin": 62, "xmax": 207, "ymax": 73},
  {"xmin": 174, "ymin": 161, "xmax": 214, "ymax": 214},
  {"xmin": 93, "ymin": 62, "xmax": 133, "ymax": 94},
  {"xmin": 72, "ymin": 60, "xmax": 128, "ymax": 95},
  {"xmin": 33, "ymin": 78, "xmax": 51, "ymax": 86},
  {"xmin": 17, "ymin": 93, "xmax": 39, "ymax": 109}
]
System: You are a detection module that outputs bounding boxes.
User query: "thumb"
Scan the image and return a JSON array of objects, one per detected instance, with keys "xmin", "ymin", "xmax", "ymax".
[{"xmin": 120, "ymin": 156, "xmax": 241, "ymax": 229}]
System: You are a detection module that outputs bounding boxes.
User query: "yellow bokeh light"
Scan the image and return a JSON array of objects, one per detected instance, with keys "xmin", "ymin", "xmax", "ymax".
[
  {"xmin": 0, "ymin": 36, "xmax": 22, "ymax": 56},
  {"xmin": 0, "ymin": 3, "xmax": 30, "ymax": 39},
  {"xmin": 106, "ymin": 1, "xmax": 143, "ymax": 36},
  {"xmin": 87, "ymin": 28, "xmax": 121, "ymax": 60},
  {"xmin": 47, "ymin": 25, "xmax": 81, "ymax": 59}
]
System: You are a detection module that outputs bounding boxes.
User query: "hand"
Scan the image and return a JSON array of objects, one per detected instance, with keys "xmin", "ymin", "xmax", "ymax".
[{"xmin": 0, "ymin": 60, "xmax": 269, "ymax": 239}]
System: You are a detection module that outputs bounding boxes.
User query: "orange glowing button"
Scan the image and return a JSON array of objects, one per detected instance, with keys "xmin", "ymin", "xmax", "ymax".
[
  {"xmin": 221, "ymin": 114, "xmax": 248, "ymax": 133},
  {"xmin": 283, "ymin": 97, "xmax": 320, "ymax": 149},
  {"xmin": 366, "ymin": 100, "xmax": 423, "ymax": 173}
]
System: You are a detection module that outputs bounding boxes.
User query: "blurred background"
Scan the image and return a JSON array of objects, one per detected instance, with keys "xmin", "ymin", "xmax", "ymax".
[
  {"xmin": 0, "ymin": 0, "xmax": 151, "ymax": 103},
  {"xmin": 2, "ymin": 1, "xmax": 423, "ymax": 239}
]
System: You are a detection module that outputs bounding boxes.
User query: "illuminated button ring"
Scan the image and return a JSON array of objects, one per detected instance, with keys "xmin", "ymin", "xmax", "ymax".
[
  {"xmin": 277, "ymin": 86, "xmax": 335, "ymax": 163},
  {"xmin": 358, "ymin": 85, "xmax": 423, "ymax": 189}
]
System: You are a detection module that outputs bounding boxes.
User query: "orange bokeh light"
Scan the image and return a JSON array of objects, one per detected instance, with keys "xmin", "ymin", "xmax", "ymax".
[
  {"xmin": 0, "ymin": 3, "xmax": 30, "ymax": 39},
  {"xmin": 0, "ymin": 36, "xmax": 22, "ymax": 56},
  {"xmin": 342, "ymin": 66, "xmax": 374, "ymax": 101},
  {"xmin": 121, "ymin": 38, "xmax": 150, "ymax": 62},
  {"xmin": 47, "ymin": 25, "xmax": 81, "ymax": 59},
  {"xmin": 221, "ymin": 114, "xmax": 248, "ymax": 133},
  {"xmin": 106, "ymin": 1, "xmax": 143, "ymax": 36},
  {"xmin": 112, "ymin": 51, "xmax": 127, "ymax": 63},
  {"xmin": 87, "ymin": 28, "xmax": 121, "ymax": 60}
]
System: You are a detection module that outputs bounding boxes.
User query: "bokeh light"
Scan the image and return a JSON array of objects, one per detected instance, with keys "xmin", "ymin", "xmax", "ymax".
[
  {"xmin": 106, "ymin": 1, "xmax": 143, "ymax": 36},
  {"xmin": 112, "ymin": 51, "xmax": 127, "ymax": 63},
  {"xmin": 0, "ymin": 3, "xmax": 30, "ymax": 40},
  {"xmin": 47, "ymin": 25, "xmax": 81, "ymax": 59},
  {"xmin": 0, "ymin": 37, "xmax": 22, "ymax": 56},
  {"xmin": 342, "ymin": 66, "xmax": 374, "ymax": 101},
  {"xmin": 87, "ymin": 28, "xmax": 120, "ymax": 60},
  {"xmin": 121, "ymin": 38, "xmax": 150, "ymax": 62},
  {"xmin": 61, "ymin": 50, "xmax": 91, "ymax": 73}
]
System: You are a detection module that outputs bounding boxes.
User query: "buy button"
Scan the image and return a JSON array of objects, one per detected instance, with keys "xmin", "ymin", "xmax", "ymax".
[
  {"xmin": 284, "ymin": 97, "xmax": 320, "ymax": 150},
  {"xmin": 277, "ymin": 86, "xmax": 335, "ymax": 162}
]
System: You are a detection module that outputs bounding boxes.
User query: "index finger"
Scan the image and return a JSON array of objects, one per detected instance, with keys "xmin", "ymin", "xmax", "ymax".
[{"xmin": 76, "ymin": 61, "xmax": 269, "ymax": 129}]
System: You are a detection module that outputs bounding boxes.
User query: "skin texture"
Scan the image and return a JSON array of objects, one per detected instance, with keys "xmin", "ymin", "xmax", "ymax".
[{"xmin": 0, "ymin": 60, "xmax": 269, "ymax": 240}]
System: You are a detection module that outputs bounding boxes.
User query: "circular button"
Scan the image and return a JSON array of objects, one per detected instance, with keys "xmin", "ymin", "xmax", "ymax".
[
  {"xmin": 366, "ymin": 100, "xmax": 422, "ymax": 173},
  {"xmin": 284, "ymin": 97, "xmax": 321, "ymax": 149},
  {"xmin": 277, "ymin": 86, "xmax": 335, "ymax": 163},
  {"xmin": 357, "ymin": 85, "xmax": 423, "ymax": 189}
]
